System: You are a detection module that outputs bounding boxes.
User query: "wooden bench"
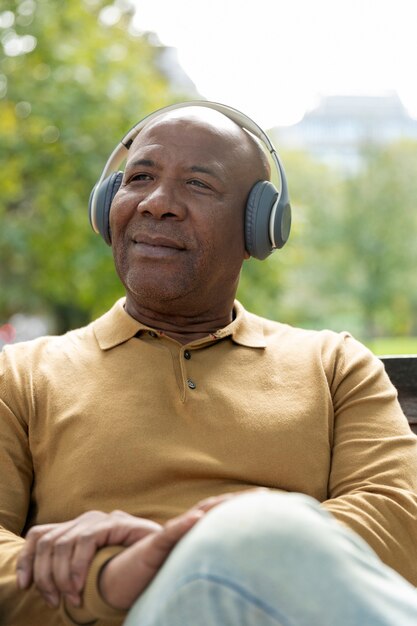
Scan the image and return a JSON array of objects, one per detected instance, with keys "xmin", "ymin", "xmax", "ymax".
[{"xmin": 380, "ymin": 355, "xmax": 417, "ymax": 435}]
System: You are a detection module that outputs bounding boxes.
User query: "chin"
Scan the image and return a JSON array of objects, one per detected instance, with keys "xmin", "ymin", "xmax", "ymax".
[{"xmin": 125, "ymin": 273, "xmax": 196, "ymax": 306}]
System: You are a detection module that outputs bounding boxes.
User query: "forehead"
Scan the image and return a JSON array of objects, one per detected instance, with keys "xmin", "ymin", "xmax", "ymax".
[
  {"xmin": 141, "ymin": 106, "xmax": 245, "ymax": 138},
  {"xmin": 128, "ymin": 110, "xmax": 247, "ymax": 164}
]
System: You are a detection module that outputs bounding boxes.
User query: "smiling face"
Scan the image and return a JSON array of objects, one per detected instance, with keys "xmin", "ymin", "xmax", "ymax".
[{"xmin": 109, "ymin": 108, "xmax": 269, "ymax": 322}]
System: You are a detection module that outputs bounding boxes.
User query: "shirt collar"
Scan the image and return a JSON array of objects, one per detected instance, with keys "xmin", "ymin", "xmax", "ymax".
[
  {"xmin": 210, "ymin": 300, "xmax": 266, "ymax": 348},
  {"xmin": 93, "ymin": 299, "xmax": 145, "ymax": 350},
  {"xmin": 93, "ymin": 298, "xmax": 266, "ymax": 350}
]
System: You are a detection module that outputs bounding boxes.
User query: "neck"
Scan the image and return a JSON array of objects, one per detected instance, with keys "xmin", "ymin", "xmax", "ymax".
[{"xmin": 124, "ymin": 295, "xmax": 235, "ymax": 345}]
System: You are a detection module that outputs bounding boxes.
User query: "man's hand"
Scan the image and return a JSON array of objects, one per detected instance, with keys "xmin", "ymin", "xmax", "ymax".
[
  {"xmin": 16, "ymin": 510, "xmax": 161, "ymax": 608},
  {"xmin": 99, "ymin": 508, "xmax": 204, "ymax": 609},
  {"xmin": 99, "ymin": 489, "xmax": 268, "ymax": 610},
  {"xmin": 16, "ymin": 489, "xmax": 267, "ymax": 611}
]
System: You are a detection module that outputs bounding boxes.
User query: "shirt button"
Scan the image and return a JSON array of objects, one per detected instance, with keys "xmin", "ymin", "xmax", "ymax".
[
  {"xmin": 187, "ymin": 379, "xmax": 196, "ymax": 390},
  {"xmin": 184, "ymin": 350, "xmax": 191, "ymax": 360}
]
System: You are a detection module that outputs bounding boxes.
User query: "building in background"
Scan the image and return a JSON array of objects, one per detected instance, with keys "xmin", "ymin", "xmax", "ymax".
[
  {"xmin": 156, "ymin": 46, "xmax": 199, "ymax": 96},
  {"xmin": 272, "ymin": 92, "xmax": 417, "ymax": 172}
]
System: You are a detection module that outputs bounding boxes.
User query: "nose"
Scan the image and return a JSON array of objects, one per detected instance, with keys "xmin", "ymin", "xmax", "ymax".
[{"xmin": 137, "ymin": 180, "xmax": 186, "ymax": 220}]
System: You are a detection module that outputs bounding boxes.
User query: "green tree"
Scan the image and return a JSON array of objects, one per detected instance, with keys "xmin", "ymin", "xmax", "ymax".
[
  {"xmin": 340, "ymin": 141, "xmax": 417, "ymax": 337},
  {"xmin": 238, "ymin": 141, "xmax": 417, "ymax": 340},
  {"xmin": 0, "ymin": 0, "xmax": 190, "ymax": 331}
]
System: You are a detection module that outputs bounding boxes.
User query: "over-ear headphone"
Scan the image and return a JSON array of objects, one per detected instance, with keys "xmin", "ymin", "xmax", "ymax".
[{"xmin": 88, "ymin": 101, "xmax": 291, "ymax": 260}]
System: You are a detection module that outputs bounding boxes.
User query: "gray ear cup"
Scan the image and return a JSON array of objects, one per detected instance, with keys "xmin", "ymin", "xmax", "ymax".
[
  {"xmin": 272, "ymin": 199, "xmax": 291, "ymax": 251},
  {"xmin": 89, "ymin": 172, "xmax": 123, "ymax": 245},
  {"xmin": 245, "ymin": 181, "xmax": 278, "ymax": 260}
]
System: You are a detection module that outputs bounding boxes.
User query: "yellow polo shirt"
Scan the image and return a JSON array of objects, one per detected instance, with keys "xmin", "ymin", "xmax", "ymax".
[{"xmin": 1, "ymin": 299, "xmax": 417, "ymax": 625}]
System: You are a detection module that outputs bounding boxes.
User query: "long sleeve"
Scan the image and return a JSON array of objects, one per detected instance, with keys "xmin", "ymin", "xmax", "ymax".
[
  {"xmin": 0, "ymin": 358, "xmax": 64, "ymax": 625},
  {"xmin": 321, "ymin": 334, "xmax": 417, "ymax": 585},
  {"xmin": 0, "ymin": 337, "xmax": 133, "ymax": 626}
]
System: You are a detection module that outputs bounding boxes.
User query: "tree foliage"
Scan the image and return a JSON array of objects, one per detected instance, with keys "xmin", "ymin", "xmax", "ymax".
[
  {"xmin": 0, "ymin": 0, "xmax": 188, "ymax": 331},
  {"xmin": 340, "ymin": 142, "xmax": 417, "ymax": 336},
  {"xmin": 238, "ymin": 141, "xmax": 417, "ymax": 340}
]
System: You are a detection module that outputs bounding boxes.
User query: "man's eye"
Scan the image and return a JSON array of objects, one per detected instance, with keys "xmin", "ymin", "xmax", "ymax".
[
  {"xmin": 188, "ymin": 179, "xmax": 209, "ymax": 189},
  {"xmin": 130, "ymin": 173, "xmax": 152, "ymax": 182}
]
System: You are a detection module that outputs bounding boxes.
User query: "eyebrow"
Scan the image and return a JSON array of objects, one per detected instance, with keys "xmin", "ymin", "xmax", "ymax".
[
  {"xmin": 190, "ymin": 165, "xmax": 224, "ymax": 181},
  {"xmin": 125, "ymin": 159, "xmax": 224, "ymax": 182},
  {"xmin": 126, "ymin": 158, "xmax": 157, "ymax": 169}
]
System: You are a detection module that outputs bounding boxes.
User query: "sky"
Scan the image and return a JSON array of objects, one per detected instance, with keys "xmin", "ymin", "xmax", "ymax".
[{"xmin": 131, "ymin": 0, "xmax": 417, "ymax": 128}]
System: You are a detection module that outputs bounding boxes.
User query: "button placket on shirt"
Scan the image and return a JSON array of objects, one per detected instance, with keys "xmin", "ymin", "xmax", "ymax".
[
  {"xmin": 181, "ymin": 335, "xmax": 222, "ymax": 394},
  {"xmin": 183, "ymin": 349, "xmax": 196, "ymax": 390}
]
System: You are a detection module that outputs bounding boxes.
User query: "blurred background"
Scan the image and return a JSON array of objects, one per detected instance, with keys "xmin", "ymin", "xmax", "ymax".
[{"xmin": 1, "ymin": 0, "xmax": 417, "ymax": 354}]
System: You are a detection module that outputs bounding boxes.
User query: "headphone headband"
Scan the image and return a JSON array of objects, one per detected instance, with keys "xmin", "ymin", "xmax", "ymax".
[{"xmin": 89, "ymin": 101, "xmax": 291, "ymax": 258}]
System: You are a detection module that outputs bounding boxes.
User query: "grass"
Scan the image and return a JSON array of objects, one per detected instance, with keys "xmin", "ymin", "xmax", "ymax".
[{"xmin": 363, "ymin": 337, "xmax": 417, "ymax": 356}]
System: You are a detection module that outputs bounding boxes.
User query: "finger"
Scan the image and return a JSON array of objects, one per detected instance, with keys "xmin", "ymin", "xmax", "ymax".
[
  {"xmin": 140, "ymin": 509, "xmax": 204, "ymax": 573},
  {"xmin": 16, "ymin": 523, "xmax": 64, "ymax": 590},
  {"xmin": 65, "ymin": 525, "xmax": 108, "ymax": 594},
  {"xmin": 194, "ymin": 488, "xmax": 269, "ymax": 513},
  {"xmin": 68, "ymin": 515, "xmax": 163, "ymax": 594},
  {"xmin": 51, "ymin": 535, "xmax": 78, "ymax": 601},
  {"xmin": 49, "ymin": 517, "xmax": 111, "ymax": 598},
  {"xmin": 33, "ymin": 538, "xmax": 59, "ymax": 607},
  {"xmin": 105, "ymin": 513, "xmax": 162, "ymax": 546},
  {"xmin": 32, "ymin": 523, "xmax": 79, "ymax": 606},
  {"xmin": 192, "ymin": 492, "xmax": 239, "ymax": 513},
  {"xmin": 99, "ymin": 510, "xmax": 204, "ymax": 610},
  {"xmin": 60, "ymin": 511, "xmax": 162, "ymax": 602},
  {"xmin": 31, "ymin": 512, "xmax": 106, "ymax": 600}
]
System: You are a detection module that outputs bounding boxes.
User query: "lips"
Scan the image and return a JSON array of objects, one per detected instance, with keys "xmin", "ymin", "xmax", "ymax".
[
  {"xmin": 132, "ymin": 233, "xmax": 185, "ymax": 250},
  {"xmin": 130, "ymin": 232, "xmax": 186, "ymax": 259}
]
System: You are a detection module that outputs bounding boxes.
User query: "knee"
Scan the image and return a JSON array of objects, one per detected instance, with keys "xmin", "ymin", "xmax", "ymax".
[
  {"xmin": 176, "ymin": 491, "xmax": 339, "ymax": 575},
  {"xmin": 139, "ymin": 491, "xmax": 362, "ymax": 622},
  {"xmin": 200, "ymin": 490, "xmax": 330, "ymax": 541}
]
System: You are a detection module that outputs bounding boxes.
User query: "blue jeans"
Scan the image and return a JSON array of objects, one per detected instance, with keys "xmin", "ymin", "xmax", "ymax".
[{"xmin": 123, "ymin": 491, "xmax": 417, "ymax": 625}]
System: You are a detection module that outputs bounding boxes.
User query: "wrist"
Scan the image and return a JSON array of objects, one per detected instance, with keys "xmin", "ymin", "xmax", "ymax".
[
  {"xmin": 64, "ymin": 546, "xmax": 126, "ymax": 623},
  {"xmin": 98, "ymin": 557, "xmax": 125, "ymax": 610}
]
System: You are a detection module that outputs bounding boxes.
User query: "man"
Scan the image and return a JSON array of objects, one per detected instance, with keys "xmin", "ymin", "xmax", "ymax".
[{"xmin": 1, "ymin": 102, "xmax": 417, "ymax": 626}]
